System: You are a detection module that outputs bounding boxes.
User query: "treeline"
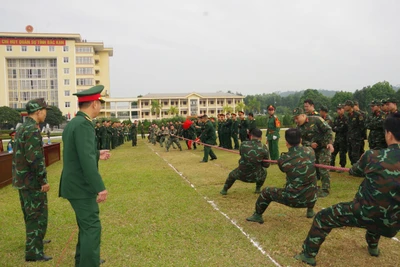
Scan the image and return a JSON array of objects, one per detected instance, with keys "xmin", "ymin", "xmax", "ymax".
[{"xmin": 244, "ymin": 81, "xmax": 400, "ymax": 127}]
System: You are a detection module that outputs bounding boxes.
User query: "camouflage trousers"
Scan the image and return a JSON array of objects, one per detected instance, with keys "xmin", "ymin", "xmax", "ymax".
[
  {"xmin": 18, "ymin": 189, "xmax": 48, "ymax": 260},
  {"xmin": 159, "ymin": 136, "xmax": 166, "ymax": 147},
  {"xmin": 255, "ymin": 187, "xmax": 316, "ymax": 215},
  {"xmin": 331, "ymin": 139, "xmax": 347, "ymax": 167},
  {"xmin": 315, "ymin": 148, "xmax": 331, "ymax": 191},
  {"xmin": 166, "ymin": 138, "xmax": 181, "ymax": 151},
  {"xmin": 348, "ymin": 138, "xmax": 363, "ymax": 165},
  {"xmin": 301, "ymin": 202, "xmax": 399, "ymax": 258},
  {"xmin": 224, "ymin": 168, "xmax": 266, "ymax": 190}
]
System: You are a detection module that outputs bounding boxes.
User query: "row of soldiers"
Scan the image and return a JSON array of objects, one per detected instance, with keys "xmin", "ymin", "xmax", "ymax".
[{"xmin": 95, "ymin": 120, "xmax": 145, "ymax": 150}]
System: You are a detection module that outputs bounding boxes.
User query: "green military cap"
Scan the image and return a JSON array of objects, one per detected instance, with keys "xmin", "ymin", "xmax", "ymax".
[
  {"xmin": 73, "ymin": 85, "xmax": 105, "ymax": 103},
  {"xmin": 336, "ymin": 104, "xmax": 344, "ymax": 109},
  {"xmin": 319, "ymin": 105, "xmax": 328, "ymax": 112},
  {"xmin": 292, "ymin": 107, "xmax": 305, "ymax": 116},
  {"xmin": 386, "ymin": 97, "xmax": 398, "ymax": 104},
  {"xmin": 353, "ymin": 100, "xmax": 359, "ymax": 106},
  {"xmin": 26, "ymin": 98, "xmax": 51, "ymax": 114},
  {"xmin": 344, "ymin": 100, "xmax": 354, "ymax": 107},
  {"xmin": 370, "ymin": 100, "xmax": 379, "ymax": 106},
  {"xmin": 381, "ymin": 98, "xmax": 388, "ymax": 105}
]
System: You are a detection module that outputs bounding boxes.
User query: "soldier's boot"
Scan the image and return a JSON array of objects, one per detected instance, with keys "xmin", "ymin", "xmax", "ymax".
[
  {"xmin": 317, "ymin": 188, "xmax": 329, "ymax": 198},
  {"xmin": 254, "ymin": 186, "xmax": 261, "ymax": 194},
  {"xmin": 306, "ymin": 208, "xmax": 315, "ymax": 218},
  {"xmin": 220, "ymin": 185, "xmax": 228, "ymax": 195},
  {"xmin": 179, "ymin": 145, "xmax": 182, "ymax": 151},
  {"xmin": 368, "ymin": 246, "xmax": 380, "ymax": 257},
  {"xmin": 246, "ymin": 212, "xmax": 264, "ymax": 224},
  {"xmin": 294, "ymin": 253, "xmax": 316, "ymax": 266}
]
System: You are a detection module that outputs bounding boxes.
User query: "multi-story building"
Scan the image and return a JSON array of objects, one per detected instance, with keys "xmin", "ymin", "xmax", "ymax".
[
  {"xmin": 99, "ymin": 92, "xmax": 245, "ymax": 121},
  {"xmin": 0, "ymin": 30, "xmax": 113, "ymax": 118}
]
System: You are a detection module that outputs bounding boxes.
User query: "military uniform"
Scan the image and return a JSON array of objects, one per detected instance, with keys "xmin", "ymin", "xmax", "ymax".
[
  {"xmin": 59, "ymin": 85, "xmax": 108, "ymax": 266},
  {"xmin": 12, "ymin": 99, "xmax": 51, "ymax": 261},
  {"xmin": 130, "ymin": 122, "xmax": 137, "ymax": 146},
  {"xmin": 221, "ymin": 138, "xmax": 270, "ymax": 194},
  {"xmin": 247, "ymin": 145, "xmax": 317, "ymax": 223},
  {"xmin": 330, "ymin": 111, "xmax": 348, "ymax": 168},
  {"xmin": 295, "ymin": 109, "xmax": 333, "ymax": 195},
  {"xmin": 298, "ymin": 144, "xmax": 400, "ymax": 265},
  {"xmin": 365, "ymin": 101, "xmax": 386, "ymax": 150},
  {"xmin": 166, "ymin": 128, "xmax": 182, "ymax": 151},
  {"xmin": 231, "ymin": 115, "xmax": 239, "ymax": 149},
  {"xmin": 266, "ymin": 108, "xmax": 281, "ymax": 160},
  {"xmin": 99, "ymin": 122, "xmax": 107, "ymax": 149},
  {"xmin": 238, "ymin": 116, "xmax": 248, "ymax": 142},
  {"xmin": 223, "ymin": 115, "xmax": 233, "ymax": 149},
  {"xmin": 199, "ymin": 116, "xmax": 217, "ymax": 162},
  {"xmin": 346, "ymin": 102, "xmax": 365, "ymax": 164}
]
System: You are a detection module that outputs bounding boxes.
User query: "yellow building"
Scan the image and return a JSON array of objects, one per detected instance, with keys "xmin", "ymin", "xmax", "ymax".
[
  {"xmin": 0, "ymin": 31, "xmax": 113, "ymax": 118},
  {"xmin": 100, "ymin": 92, "xmax": 245, "ymax": 121}
]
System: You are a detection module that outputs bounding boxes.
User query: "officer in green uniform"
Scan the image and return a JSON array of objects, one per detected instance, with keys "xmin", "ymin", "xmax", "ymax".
[
  {"xmin": 295, "ymin": 114, "xmax": 400, "ymax": 266},
  {"xmin": 303, "ymin": 99, "xmax": 320, "ymax": 116},
  {"xmin": 266, "ymin": 105, "xmax": 281, "ymax": 160},
  {"xmin": 12, "ymin": 98, "xmax": 52, "ymax": 262},
  {"xmin": 60, "ymin": 85, "xmax": 110, "ymax": 266},
  {"xmin": 223, "ymin": 113, "xmax": 233, "ymax": 149},
  {"xmin": 95, "ymin": 121, "xmax": 101, "ymax": 149},
  {"xmin": 238, "ymin": 111, "xmax": 248, "ymax": 142},
  {"xmin": 231, "ymin": 113, "xmax": 240, "ymax": 150},
  {"xmin": 131, "ymin": 120, "xmax": 138, "ymax": 146},
  {"xmin": 199, "ymin": 115, "xmax": 217, "ymax": 162},
  {"xmin": 247, "ymin": 112, "xmax": 256, "ymax": 139}
]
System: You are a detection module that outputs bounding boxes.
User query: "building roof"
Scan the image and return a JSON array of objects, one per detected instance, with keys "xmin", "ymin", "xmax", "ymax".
[{"xmin": 140, "ymin": 92, "xmax": 243, "ymax": 99}]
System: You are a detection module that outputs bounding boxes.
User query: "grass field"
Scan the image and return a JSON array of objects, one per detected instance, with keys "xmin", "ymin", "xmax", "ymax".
[{"xmin": 0, "ymin": 131, "xmax": 399, "ymax": 267}]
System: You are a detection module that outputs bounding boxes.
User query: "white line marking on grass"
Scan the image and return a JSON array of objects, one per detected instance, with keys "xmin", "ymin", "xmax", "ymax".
[
  {"xmin": 149, "ymin": 145, "xmax": 281, "ymax": 267},
  {"xmin": 392, "ymin": 237, "xmax": 400, "ymax": 243}
]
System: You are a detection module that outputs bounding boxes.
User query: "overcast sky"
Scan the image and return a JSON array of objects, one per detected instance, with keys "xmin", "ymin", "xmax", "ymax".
[{"xmin": 1, "ymin": 0, "xmax": 399, "ymax": 97}]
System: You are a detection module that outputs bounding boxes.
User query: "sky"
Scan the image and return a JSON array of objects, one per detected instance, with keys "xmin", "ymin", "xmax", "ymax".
[{"xmin": 1, "ymin": 0, "xmax": 399, "ymax": 97}]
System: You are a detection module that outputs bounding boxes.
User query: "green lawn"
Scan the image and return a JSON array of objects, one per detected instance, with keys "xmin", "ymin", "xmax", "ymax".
[{"xmin": 0, "ymin": 132, "xmax": 398, "ymax": 266}]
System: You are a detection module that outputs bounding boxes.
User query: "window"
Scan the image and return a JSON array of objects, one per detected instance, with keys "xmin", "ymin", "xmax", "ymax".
[
  {"xmin": 65, "ymin": 102, "xmax": 70, "ymax": 108},
  {"xmin": 63, "ymin": 46, "xmax": 69, "ymax": 52},
  {"xmin": 76, "ymin": 46, "xmax": 93, "ymax": 53},
  {"xmin": 8, "ymin": 69, "xmax": 17, "ymax": 79},
  {"xmin": 76, "ymin": 56, "xmax": 93, "ymax": 64},
  {"xmin": 64, "ymin": 79, "xmax": 70, "ymax": 85},
  {"xmin": 63, "ymin": 57, "xmax": 69, "ymax": 63},
  {"xmin": 76, "ymin": 67, "xmax": 93, "ymax": 75},
  {"xmin": 64, "ymin": 90, "xmax": 70, "ymax": 96},
  {"xmin": 35, "ymin": 46, "xmax": 40, "ymax": 52},
  {"xmin": 21, "ymin": 46, "xmax": 27, "ymax": 52},
  {"xmin": 49, "ymin": 59, "xmax": 57, "ymax": 67},
  {"xmin": 64, "ymin": 68, "xmax": 69, "ymax": 74},
  {"xmin": 49, "ymin": 46, "xmax": 55, "ymax": 52},
  {"xmin": 76, "ymin": 78, "xmax": 93, "ymax": 86},
  {"xmin": 6, "ymin": 45, "xmax": 12, "ymax": 52}
]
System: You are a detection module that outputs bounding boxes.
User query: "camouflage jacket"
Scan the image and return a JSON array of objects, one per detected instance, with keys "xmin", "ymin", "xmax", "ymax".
[
  {"xmin": 365, "ymin": 111, "xmax": 385, "ymax": 146},
  {"xmin": 306, "ymin": 110, "xmax": 320, "ymax": 117},
  {"xmin": 169, "ymin": 128, "xmax": 179, "ymax": 140},
  {"xmin": 238, "ymin": 140, "xmax": 270, "ymax": 174},
  {"xmin": 278, "ymin": 146, "xmax": 317, "ymax": 202},
  {"xmin": 266, "ymin": 115, "xmax": 281, "ymax": 140},
  {"xmin": 12, "ymin": 117, "xmax": 47, "ymax": 190},
  {"xmin": 349, "ymin": 144, "xmax": 400, "ymax": 231},
  {"xmin": 298, "ymin": 116, "xmax": 333, "ymax": 149},
  {"xmin": 346, "ymin": 110, "xmax": 365, "ymax": 140},
  {"xmin": 321, "ymin": 114, "xmax": 334, "ymax": 128},
  {"xmin": 332, "ymin": 114, "xmax": 348, "ymax": 139}
]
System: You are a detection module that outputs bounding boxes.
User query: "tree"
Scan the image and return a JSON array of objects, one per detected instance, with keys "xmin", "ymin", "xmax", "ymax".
[
  {"xmin": 235, "ymin": 102, "xmax": 245, "ymax": 112},
  {"xmin": 150, "ymin": 100, "xmax": 162, "ymax": 118},
  {"xmin": 330, "ymin": 91, "xmax": 353, "ymax": 111},
  {"xmin": 353, "ymin": 81, "xmax": 396, "ymax": 110},
  {"xmin": 222, "ymin": 105, "xmax": 233, "ymax": 113},
  {"xmin": 168, "ymin": 106, "xmax": 179, "ymax": 116},
  {"xmin": 245, "ymin": 97, "xmax": 261, "ymax": 114},
  {"xmin": 0, "ymin": 106, "xmax": 21, "ymax": 129},
  {"xmin": 299, "ymin": 89, "xmax": 330, "ymax": 110},
  {"xmin": 45, "ymin": 106, "xmax": 65, "ymax": 129}
]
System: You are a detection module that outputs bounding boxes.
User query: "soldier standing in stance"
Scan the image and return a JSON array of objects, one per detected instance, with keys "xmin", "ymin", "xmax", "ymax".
[
  {"xmin": 13, "ymin": 98, "xmax": 52, "ymax": 262},
  {"xmin": 330, "ymin": 104, "xmax": 348, "ymax": 170},
  {"xmin": 95, "ymin": 121, "xmax": 101, "ymax": 149},
  {"xmin": 231, "ymin": 113, "xmax": 240, "ymax": 150},
  {"xmin": 246, "ymin": 128, "xmax": 317, "ymax": 224},
  {"xmin": 238, "ymin": 111, "xmax": 248, "ymax": 142},
  {"xmin": 247, "ymin": 112, "xmax": 256, "ymax": 139},
  {"xmin": 131, "ymin": 120, "xmax": 138, "ymax": 146},
  {"xmin": 365, "ymin": 100, "xmax": 386, "ymax": 150},
  {"xmin": 60, "ymin": 85, "xmax": 110, "ymax": 266},
  {"xmin": 165, "ymin": 125, "xmax": 182, "ymax": 152},
  {"xmin": 293, "ymin": 108, "xmax": 333, "ymax": 198},
  {"xmin": 266, "ymin": 105, "xmax": 281, "ymax": 160},
  {"xmin": 354, "ymin": 101, "xmax": 367, "ymax": 154},
  {"xmin": 99, "ymin": 120, "xmax": 107, "ymax": 149},
  {"xmin": 295, "ymin": 114, "xmax": 400, "ymax": 266},
  {"xmin": 140, "ymin": 122, "xmax": 145, "ymax": 139},
  {"xmin": 220, "ymin": 128, "xmax": 270, "ymax": 195},
  {"xmin": 199, "ymin": 115, "xmax": 217, "ymax": 162},
  {"xmin": 344, "ymin": 100, "xmax": 365, "ymax": 165}
]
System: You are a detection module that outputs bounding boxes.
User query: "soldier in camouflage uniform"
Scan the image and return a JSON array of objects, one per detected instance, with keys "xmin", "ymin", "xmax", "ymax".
[
  {"xmin": 319, "ymin": 105, "xmax": 333, "ymax": 127},
  {"xmin": 293, "ymin": 108, "xmax": 334, "ymax": 198},
  {"xmin": 303, "ymin": 99, "xmax": 319, "ymax": 116},
  {"xmin": 159, "ymin": 126, "xmax": 168, "ymax": 147},
  {"xmin": 365, "ymin": 100, "xmax": 386, "ymax": 150},
  {"xmin": 354, "ymin": 101, "xmax": 367, "ymax": 154},
  {"xmin": 238, "ymin": 111, "xmax": 248, "ymax": 142},
  {"xmin": 220, "ymin": 128, "xmax": 270, "ymax": 195},
  {"xmin": 295, "ymin": 114, "xmax": 400, "ymax": 267},
  {"xmin": 131, "ymin": 120, "xmax": 138, "ymax": 146},
  {"xmin": 246, "ymin": 128, "xmax": 317, "ymax": 224},
  {"xmin": 384, "ymin": 97, "xmax": 398, "ymax": 115},
  {"xmin": 166, "ymin": 125, "xmax": 182, "ymax": 151},
  {"xmin": 344, "ymin": 100, "xmax": 365, "ymax": 165},
  {"xmin": 330, "ymin": 104, "xmax": 348, "ymax": 169},
  {"xmin": 12, "ymin": 98, "xmax": 52, "ymax": 262},
  {"xmin": 266, "ymin": 105, "xmax": 281, "ymax": 160}
]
